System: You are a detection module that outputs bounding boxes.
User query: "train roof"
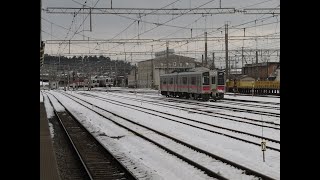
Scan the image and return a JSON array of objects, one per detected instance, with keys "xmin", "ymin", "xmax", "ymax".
[
  {"xmin": 160, "ymin": 67, "xmax": 225, "ymax": 77},
  {"xmin": 160, "ymin": 71, "xmax": 204, "ymax": 77}
]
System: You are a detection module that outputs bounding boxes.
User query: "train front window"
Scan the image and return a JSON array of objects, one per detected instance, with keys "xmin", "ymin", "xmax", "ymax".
[
  {"xmin": 202, "ymin": 72, "xmax": 210, "ymax": 85},
  {"xmin": 217, "ymin": 72, "xmax": 225, "ymax": 85},
  {"xmin": 203, "ymin": 76, "xmax": 209, "ymax": 85},
  {"xmin": 211, "ymin": 77, "xmax": 216, "ymax": 84}
]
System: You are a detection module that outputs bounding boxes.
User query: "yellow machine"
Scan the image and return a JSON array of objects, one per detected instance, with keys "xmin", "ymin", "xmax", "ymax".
[{"xmin": 226, "ymin": 80, "xmax": 280, "ymax": 95}]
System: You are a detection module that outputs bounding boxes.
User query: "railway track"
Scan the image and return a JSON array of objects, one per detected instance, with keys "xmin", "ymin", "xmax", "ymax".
[
  {"xmin": 157, "ymin": 97, "xmax": 279, "ymax": 118},
  {"xmin": 102, "ymin": 91, "xmax": 280, "ymax": 118},
  {"xmin": 44, "ymin": 92, "xmax": 137, "ymax": 180},
  {"xmin": 43, "ymin": 94, "xmax": 90, "ymax": 180},
  {"xmin": 222, "ymin": 97, "xmax": 280, "ymax": 106},
  {"xmin": 216, "ymin": 100, "xmax": 279, "ymax": 110},
  {"xmin": 76, "ymin": 92, "xmax": 280, "ymax": 151},
  {"xmin": 51, "ymin": 91, "xmax": 277, "ymax": 180},
  {"xmin": 126, "ymin": 92, "xmax": 280, "ymax": 110},
  {"xmin": 91, "ymin": 91, "xmax": 280, "ymax": 129},
  {"xmin": 224, "ymin": 93, "xmax": 280, "ymax": 98}
]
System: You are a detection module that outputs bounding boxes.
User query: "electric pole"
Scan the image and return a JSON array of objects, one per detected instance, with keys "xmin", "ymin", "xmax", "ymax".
[
  {"xmin": 151, "ymin": 45, "xmax": 154, "ymax": 88},
  {"xmin": 256, "ymin": 51, "xmax": 259, "ymax": 80},
  {"xmin": 242, "ymin": 47, "xmax": 244, "ymax": 69},
  {"xmin": 166, "ymin": 41, "xmax": 169, "ymax": 74},
  {"xmin": 225, "ymin": 23, "xmax": 229, "ymax": 79},
  {"xmin": 205, "ymin": 31, "xmax": 207, "ymax": 67},
  {"xmin": 201, "ymin": 54, "xmax": 204, "ymax": 67},
  {"xmin": 212, "ymin": 52, "xmax": 215, "ymax": 69}
]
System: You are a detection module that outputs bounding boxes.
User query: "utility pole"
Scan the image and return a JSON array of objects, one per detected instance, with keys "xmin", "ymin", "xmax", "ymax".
[
  {"xmin": 115, "ymin": 60, "xmax": 117, "ymax": 86},
  {"xmin": 242, "ymin": 47, "xmax": 244, "ymax": 69},
  {"xmin": 135, "ymin": 64, "xmax": 137, "ymax": 88},
  {"xmin": 151, "ymin": 45, "xmax": 154, "ymax": 88},
  {"xmin": 89, "ymin": 8, "xmax": 92, "ymax": 32},
  {"xmin": 212, "ymin": 52, "xmax": 215, "ymax": 69},
  {"xmin": 256, "ymin": 51, "xmax": 259, "ymax": 80},
  {"xmin": 225, "ymin": 23, "xmax": 229, "ymax": 79},
  {"xmin": 202, "ymin": 54, "xmax": 204, "ymax": 67},
  {"xmin": 166, "ymin": 41, "xmax": 169, "ymax": 74},
  {"xmin": 205, "ymin": 32, "xmax": 207, "ymax": 67}
]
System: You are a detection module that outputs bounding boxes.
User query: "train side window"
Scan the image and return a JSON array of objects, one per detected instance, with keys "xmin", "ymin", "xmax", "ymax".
[
  {"xmin": 182, "ymin": 77, "xmax": 187, "ymax": 84},
  {"xmin": 212, "ymin": 77, "xmax": 216, "ymax": 84},
  {"xmin": 191, "ymin": 77, "xmax": 196, "ymax": 85},
  {"xmin": 170, "ymin": 78, "xmax": 173, "ymax": 84}
]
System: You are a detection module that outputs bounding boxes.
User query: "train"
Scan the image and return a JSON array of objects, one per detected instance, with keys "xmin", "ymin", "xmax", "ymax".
[
  {"xmin": 226, "ymin": 80, "xmax": 280, "ymax": 95},
  {"xmin": 97, "ymin": 76, "xmax": 114, "ymax": 87},
  {"xmin": 160, "ymin": 69, "xmax": 225, "ymax": 101},
  {"xmin": 79, "ymin": 76, "xmax": 114, "ymax": 88}
]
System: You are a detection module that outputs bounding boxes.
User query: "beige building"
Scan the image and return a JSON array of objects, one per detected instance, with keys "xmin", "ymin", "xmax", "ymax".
[
  {"xmin": 136, "ymin": 54, "xmax": 196, "ymax": 89},
  {"xmin": 127, "ymin": 66, "xmax": 138, "ymax": 88}
]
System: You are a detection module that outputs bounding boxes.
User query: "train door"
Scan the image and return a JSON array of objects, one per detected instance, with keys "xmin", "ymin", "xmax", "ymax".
[
  {"xmin": 174, "ymin": 75, "xmax": 178, "ymax": 92},
  {"xmin": 164, "ymin": 77, "xmax": 168, "ymax": 92},
  {"xmin": 181, "ymin": 76, "xmax": 187, "ymax": 93},
  {"xmin": 190, "ymin": 76, "xmax": 196, "ymax": 93}
]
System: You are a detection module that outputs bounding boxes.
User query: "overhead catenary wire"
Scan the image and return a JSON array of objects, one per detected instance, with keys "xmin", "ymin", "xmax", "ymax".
[{"xmin": 43, "ymin": 0, "xmax": 279, "ymax": 63}]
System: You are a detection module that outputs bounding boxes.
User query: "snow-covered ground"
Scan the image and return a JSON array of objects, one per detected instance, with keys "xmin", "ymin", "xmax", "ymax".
[
  {"xmin": 43, "ymin": 89, "xmax": 280, "ymax": 179},
  {"xmin": 42, "ymin": 94, "xmax": 55, "ymax": 138},
  {"xmin": 224, "ymin": 94, "xmax": 280, "ymax": 103},
  {"xmin": 40, "ymin": 91, "xmax": 43, "ymax": 102},
  {"xmin": 82, "ymin": 91, "xmax": 280, "ymax": 142},
  {"xmin": 92, "ymin": 91, "xmax": 280, "ymax": 125}
]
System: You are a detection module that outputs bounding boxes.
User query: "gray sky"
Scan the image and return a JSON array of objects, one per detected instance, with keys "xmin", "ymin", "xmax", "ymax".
[{"xmin": 41, "ymin": 0, "xmax": 280, "ymax": 67}]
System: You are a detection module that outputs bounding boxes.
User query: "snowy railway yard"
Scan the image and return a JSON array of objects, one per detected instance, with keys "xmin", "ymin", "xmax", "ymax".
[{"xmin": 40, "ymin": 88, "xmax": 280, "ymax": 180}]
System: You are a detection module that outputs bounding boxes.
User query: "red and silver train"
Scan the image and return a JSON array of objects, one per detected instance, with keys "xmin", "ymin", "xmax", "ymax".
[{"xmin": 160, "ymin": 69, "xmax": 225, "ymax": 101}]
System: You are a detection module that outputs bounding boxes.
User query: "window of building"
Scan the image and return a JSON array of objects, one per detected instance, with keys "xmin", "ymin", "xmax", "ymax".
[{"xmin": 173, "ymin": 62, "xmax": 176, "ymax": 66}]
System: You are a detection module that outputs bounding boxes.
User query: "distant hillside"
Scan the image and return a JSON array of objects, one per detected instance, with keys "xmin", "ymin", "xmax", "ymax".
[{"xmin": 42, "ymin": 54, "xmax": 133, "ymax": 77}]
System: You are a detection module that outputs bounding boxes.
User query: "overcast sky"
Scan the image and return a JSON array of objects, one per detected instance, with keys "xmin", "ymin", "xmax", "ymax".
[{"xmin": 41, "ymin": 0, "xmax": 280, "ymax": 67}]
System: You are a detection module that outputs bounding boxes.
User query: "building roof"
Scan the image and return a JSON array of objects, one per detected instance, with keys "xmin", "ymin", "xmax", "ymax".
[
  {"xmin": 138, "ymin": 54, "xmax": 195, "ymax": 63},
  {"xmin": 244, "ymin": 62, "xmax": 280, "ymax": 67}
]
